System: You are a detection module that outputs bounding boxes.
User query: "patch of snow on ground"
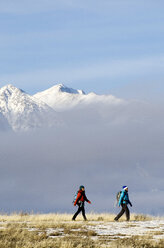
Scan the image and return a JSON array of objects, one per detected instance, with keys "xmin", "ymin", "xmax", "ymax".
[{"xmin": 87, "ymin": 220, "xmax": 164, "ymax": 240}]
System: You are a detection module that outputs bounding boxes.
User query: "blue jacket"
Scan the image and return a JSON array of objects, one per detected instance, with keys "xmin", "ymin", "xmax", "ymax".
[{"xmin": 118, "ymin": 190, "xmax": 132, "ymax": 207}]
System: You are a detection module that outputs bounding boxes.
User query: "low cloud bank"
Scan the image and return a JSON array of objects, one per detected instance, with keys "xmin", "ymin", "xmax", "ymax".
[{"xmin": 0, "ymin": 100, "xmax": 164, "ymax": 215}]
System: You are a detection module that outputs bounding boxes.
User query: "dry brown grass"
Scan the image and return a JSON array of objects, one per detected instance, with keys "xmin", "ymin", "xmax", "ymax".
[
  {"xmin": 0, "ymin": 213, "xmax": 162, "ymax": 248},
  {"xmin": 0, "ymin": 212, "xmax": 155, "ymax": 223},
  {"xmin": 110, "ymin": 235, "xmax": 164, "ymax": 248},
  {"xmin": 0, "ymin": 224, "xmax": 99, "ymax": 248}
]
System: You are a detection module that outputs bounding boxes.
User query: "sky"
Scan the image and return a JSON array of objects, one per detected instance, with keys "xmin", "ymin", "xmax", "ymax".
[
  {"xmin": 0, "ymin": 1, "xmax": 164, "ymax": 215},
  {"xmin": 0, "ymin": 0, "xmax": 164, "ymax": 101}
]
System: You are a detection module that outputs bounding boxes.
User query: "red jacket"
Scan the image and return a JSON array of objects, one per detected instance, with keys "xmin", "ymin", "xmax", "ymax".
[{"xmin": 74, "ymin": 190, "xmax": 90, "ymax": 205}]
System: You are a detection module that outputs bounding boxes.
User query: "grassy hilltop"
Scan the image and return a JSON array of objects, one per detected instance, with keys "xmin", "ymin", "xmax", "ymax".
[{"xmin": 0, "ymin": 213, "xmax": 163, "ymax": 248}]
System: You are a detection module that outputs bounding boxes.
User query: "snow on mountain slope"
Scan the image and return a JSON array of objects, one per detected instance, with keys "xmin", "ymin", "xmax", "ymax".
[
  {"xmin": 0, "ymin": 84, "xmax": 59, "ymax": 131},
  {"xmin": 0, "ymin": 83, "xmax": 125, "ymax": 131},
  {"xmin": 34, "ymin": 84, "xmax": 124, "ymax": 111}
]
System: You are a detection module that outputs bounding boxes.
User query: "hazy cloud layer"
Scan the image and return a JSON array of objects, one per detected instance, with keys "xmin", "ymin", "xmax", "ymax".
[{"xmin": 0, "ymin": 100, "xmax": 164, "ymax": 215}]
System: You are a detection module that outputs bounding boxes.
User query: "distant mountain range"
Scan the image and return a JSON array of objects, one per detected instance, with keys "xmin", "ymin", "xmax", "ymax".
[{"xmin": 0, "ymin": 84, "xmax": 124, "ymax": 131}]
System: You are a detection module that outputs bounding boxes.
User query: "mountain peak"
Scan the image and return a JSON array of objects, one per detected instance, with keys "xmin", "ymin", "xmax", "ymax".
[
  {"xmin": 0, "ymin": 83, "xmax": 59, "ymax": 131},
  {"xmin": 0, "ymin": 84, "xmax": 24, "ymax": 97},
  {"xmin": 33, "ymin": 84, "xmax": 86, "ymax": 110},
  {"xmin": 47, "ymin": 84, "xmax": 85, "ymax": 95}
]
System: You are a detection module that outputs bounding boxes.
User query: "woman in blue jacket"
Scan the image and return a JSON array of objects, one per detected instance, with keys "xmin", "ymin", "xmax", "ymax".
[{"xmin": 114, "ymin": 186, "xmax": 132, "ymax": 221}]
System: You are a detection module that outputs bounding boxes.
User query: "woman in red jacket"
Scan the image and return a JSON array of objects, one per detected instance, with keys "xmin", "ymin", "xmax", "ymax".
[{"xmin": 72, "ymin": 185, "xmax": 91, "ymax": 221}]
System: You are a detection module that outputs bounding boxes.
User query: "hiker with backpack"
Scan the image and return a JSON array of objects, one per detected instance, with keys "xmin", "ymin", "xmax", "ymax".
[
  {"xmin": 114, "ymin": 186, "xmax": 132, "ymax": 221},
  {"xmin": 72, "ymin": 185, "xmax": 91, "ymax": 221}
]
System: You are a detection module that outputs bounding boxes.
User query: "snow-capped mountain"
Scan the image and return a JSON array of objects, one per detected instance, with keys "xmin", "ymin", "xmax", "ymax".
[
  {"xmin": 0, "ymin": 83, "xmax": 124, "ymax": 131},
  {"xmin": 0, "ymin": 84, "xmax": 59, "ymax": 131},
  {"xmin": 34, "ymin": 84, "xmax": 123, "ymax": 111}
]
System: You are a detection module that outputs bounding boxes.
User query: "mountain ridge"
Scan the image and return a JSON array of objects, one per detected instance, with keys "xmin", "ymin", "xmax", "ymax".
[
  {"xmin": 0, "ymin": 84, "xmax": 59, "ymax": 131},
  {"xmin": 34, "ymin": 83, "xmax": 123, "ymax": 111},
  {"xmin": 0, "ymin": 83, "xmax": 124, "ymax": 131}
]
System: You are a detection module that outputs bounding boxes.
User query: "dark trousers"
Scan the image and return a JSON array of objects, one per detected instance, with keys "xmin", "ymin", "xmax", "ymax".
[
  {"xmin": 115, "ymin": 203, "xmax": 130, "ymax": 221},
  {"xmin": 72, "ymin": 203, "xmax": 87, "ymax": 220}
]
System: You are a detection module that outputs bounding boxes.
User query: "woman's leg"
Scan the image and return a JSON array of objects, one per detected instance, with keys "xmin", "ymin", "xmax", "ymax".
[
  {"xmin": 72, "ymin": 206, "xmax": 82, "ymax": 220},
  {"xmin": 114, "ymin": 204, "xmax": 125, "ymax": 221},
  {"xmin": 125, "ymin": 205, "xmax": 130, "ymax": 221},
  {"xmin": 81, "ymin": 205, "xmax": 87, "ymax": 220}
]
